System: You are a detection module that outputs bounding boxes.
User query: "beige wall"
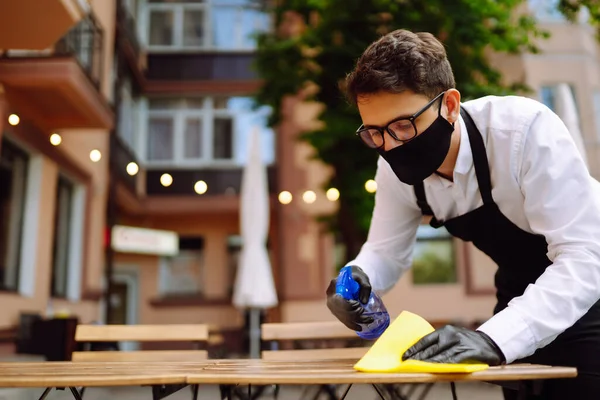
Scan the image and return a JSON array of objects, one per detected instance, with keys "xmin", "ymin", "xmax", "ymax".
[
  {"xmin": 0, "ymin": 0, "xmax": 116, "ymax": 329},
  {"xmin": 115, "ymin": 213, "xmax": 247, "ymax": 330}
]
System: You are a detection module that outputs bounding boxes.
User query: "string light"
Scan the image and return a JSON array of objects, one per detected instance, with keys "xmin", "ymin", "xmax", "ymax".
[
  {"xmin": 278, "ymin": 191, "xmax": 292, "ymax": 204},
  {"xmin": 302, "ymin": 190, "xmax": 317, "ymax": 204},
  {"xmin": 160, "ymin": 173, "xmax": 173, "ymax": 187},
  {"xmin": 126, "ymin": 162, "xmax": 139, "ymax": 176},
  {"xmin": 89, "ymin": 149, "xmax": 102, "ymax": 162},
  {"xmin": 8, "ymin": 114, "xmax": 19, "ymax": 126},
  {"xmin": 326, "ymin": 188, "xmax": 340, "ymax": 201},
  {"xmin": 194, "ymin": 180, "xmax": 208, "ymax": 195},
  {"xmin": 49, "ymin": 133, "xmax": 62, "ymax": 146},
  {"xmin": 365, "ymin": 179, "xmax": 377, "ymax": 193}
]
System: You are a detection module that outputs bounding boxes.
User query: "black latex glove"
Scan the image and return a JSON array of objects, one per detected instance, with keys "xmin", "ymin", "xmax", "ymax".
[
  {"xmin": 326, "ymin": 266, "xmax": 373, "ymax": 331},
  {"xmin": 402, "ymin": 325, "xmax": 506, "ymax": 366}
]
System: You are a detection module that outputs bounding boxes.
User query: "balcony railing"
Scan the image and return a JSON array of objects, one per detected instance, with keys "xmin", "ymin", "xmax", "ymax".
[
  {"xmin": 116, "ymin": 0, "xmax": 141, "ymax": 59},
  {"xmin": 113, "ymin": 134, "xmax": 139, "ymax": 193},
  {"xmin": 54, "ymin": 12, "xmax": 104, "ymax": 89},
  {"xmin": 146, "ymin": 167, "xmax": 278, "ymax": 196}
]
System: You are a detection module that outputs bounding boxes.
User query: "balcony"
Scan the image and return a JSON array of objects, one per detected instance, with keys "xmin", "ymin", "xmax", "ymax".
[
  {"xmin": 116, "ymin": 1, "xmax": 144, "ymax": 82},
  {"xmin": 0, "ymin": 0, "xmax": 90, "ymax": 50},
  {"xmin": 145, "ymin": 167, "xmax": 277, "ymax": 196},
  {"xmin": 0, "ymin": 13, "xmax": 113, "ymax": 132},
  {"xmin": 113, "ymin": 156, "xmax": 278, "ymax": 217},
  {"xmin": 144, "ymin": 53, "xmax": 260, "ymax": 94}
]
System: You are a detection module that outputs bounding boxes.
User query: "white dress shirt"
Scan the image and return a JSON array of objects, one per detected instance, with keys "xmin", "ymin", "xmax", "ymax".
[{"xmin": 347, "ymin": 95, "xmax": 600, "ymax": 364}]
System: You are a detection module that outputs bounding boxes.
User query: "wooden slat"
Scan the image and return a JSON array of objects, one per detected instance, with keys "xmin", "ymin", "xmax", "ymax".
[
  {"xmin": 75, "ymin": 324, "xmax": 209, "ymax": 342},
  {"xmin": 261, "ymin": 321, "xmax": 357, "ymax": 341},
  {"xmin": 262, "ymin": 347, "xmax": 368, "ymax": 361},
  {"xmin": 72, "ymin": 350, "xmax": 209, "ymax": 362}
]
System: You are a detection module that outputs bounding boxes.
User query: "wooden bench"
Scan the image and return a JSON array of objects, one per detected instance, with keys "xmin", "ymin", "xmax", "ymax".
[
  {"xmin": 261, "ymin": 321, "xmax": 368, "ymax": 361},
  {"xmin": 72, "ymin": 324, "xmax": 209, "ymax": 362},
  {"xmin": 72, "ymin": 324, "xmax": 210, "ymax": 400}
]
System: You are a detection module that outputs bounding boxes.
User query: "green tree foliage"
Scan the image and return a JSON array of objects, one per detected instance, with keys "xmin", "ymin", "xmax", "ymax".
[
  {"xmin": 254, "ymin": 0, "xmax": 548, "ymax": 261},
  {"xmin": 559, "ymin": 1, "xmax": 600, "ymax": 37}
]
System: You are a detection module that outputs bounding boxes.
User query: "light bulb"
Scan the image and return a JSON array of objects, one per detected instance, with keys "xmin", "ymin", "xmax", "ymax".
[
  {"xmin": 90, "ymin": 149, "xmax": 102, "ymax": 162},
  {"xmin": 326, "ymin": 188, "xmax": 340, "ymax": 201},
  {"xmin": 365, "ymin": 179, "xmax": 377, "ymax": 193},
  {"xmin": 8, "ymin": 114, "xmax": 19, "ymax": 126},
  {"xmin": 302, "ymin": 190, "xmax": 316, "ymax": 204},
  {"xmin": 49, "ymin": 133, "xmax": 62, "ymax": 146},
  {"xmin": 278, "ymin": 191, "xmax": 292, "ymax": 205},
  {"xmin": 160, "ymin": 173, "xmax": 173, "ymax": 187},
  {"xmin": 126, "ymin": 162, "xmax": 139, "ymax": 176},
  {"xmin": 194, "ymin": 180, "xmax": 208, "ymax": 195}
]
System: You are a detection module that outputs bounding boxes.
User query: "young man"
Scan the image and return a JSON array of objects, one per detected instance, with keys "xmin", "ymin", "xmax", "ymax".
[{"xmin": 325, "ymin": 29, "xmax": 600, "ymax": 399}]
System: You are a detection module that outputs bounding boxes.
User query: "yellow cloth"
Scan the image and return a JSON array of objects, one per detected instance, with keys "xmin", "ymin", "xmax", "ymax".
[{"xmin": 354, "ymin": 311, "xmax": 489, "ymax": 374}]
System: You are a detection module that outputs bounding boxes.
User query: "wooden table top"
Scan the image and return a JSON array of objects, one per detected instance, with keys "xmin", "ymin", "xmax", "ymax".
[
  {"xmin": 0, "ymin": 361, "xmax": 209, "ymax": 387},
  {"xmin": 0, "ymin": 360, "xmax": 577, "ymax": 388},
  {"xmin": 186, "ymin": 360, "xmax": 578, "ymax": 385}
]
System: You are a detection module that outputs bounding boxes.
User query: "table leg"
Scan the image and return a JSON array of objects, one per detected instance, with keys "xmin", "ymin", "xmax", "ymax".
[
  {"xmin": 151, "ymin": 384, "xmax": 189, "ymax": 400},
  {"xmin": 37, "ymin": 388, "xmax": 52, "ymax": 400},
  {"xmin": 192, "ymin": 384, "xmax": 199, "ymax": 400},
  {"xmin": 372, "ymin": 384, "xmax": 387, "ymax": 400},
  {"xmin": 69, "ymin": 387, "xmax": 84, "ymax": 400},
  {"xmin": 450, "ymin": 382, "xmax": 457, "ymax": 400},
  {"xmin": 338, "ymin": 384, "xmax": 353, "ymax": 400}
]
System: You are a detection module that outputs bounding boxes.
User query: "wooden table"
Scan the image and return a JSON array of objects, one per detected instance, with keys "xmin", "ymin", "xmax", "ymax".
[{"xmin": 0, "ymin": 360, "xmax": 577, "ymax": 400}]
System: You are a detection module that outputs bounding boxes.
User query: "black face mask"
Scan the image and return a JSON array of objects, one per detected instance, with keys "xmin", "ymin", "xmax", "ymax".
[{"xmin": 378, "ymin": 116, "xmax": 455, "ymax": 185}]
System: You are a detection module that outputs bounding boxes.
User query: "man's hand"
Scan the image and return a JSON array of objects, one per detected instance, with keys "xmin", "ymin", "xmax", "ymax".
[
  {"xmin": 326, "ymin": 266, "xmax": 373, "ymax": 331},
  {"xmin": 403, "ymin": 325, "xmax": 506, "ymax": 366}
]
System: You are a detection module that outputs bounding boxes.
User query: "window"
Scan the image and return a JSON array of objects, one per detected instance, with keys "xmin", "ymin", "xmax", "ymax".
[
  {"xmin": 142, "ymin": 96, "xmax": 274, "ymax": 166},
  {"xmin": 51, "ymin": 176, "xmax": 74, "ymax": 298},
  {"xmin": 117, "ymin": 78, "xmax": 139, "ymax": 152},
  {"xmin": 411, "ymin": 225, "xmax": 457, "ymax": 285},
  {"xmin": 528, "ymin": 0, "xmax": 566, "ymax": 22},
  {"xmin": 226, "ymin": 235, "xmax": 241, "ymax": 297},
  {"xmin": 539, "ymin": 84, "xmax": 578, "ymax": 115},
  {"xmin": 159, "ymin": 236, "xmax": 204, "ymax": 295},
  {"xmin": 124, "ymin": 0, "xmax": 140, "ymax": 19},
  {"xmin": 143, "ymin": 0, "xmax": 270, "ymax": 51},
  {"xmin": 0, "ymin": 139, "xmax": 28, "ymax": 291}
]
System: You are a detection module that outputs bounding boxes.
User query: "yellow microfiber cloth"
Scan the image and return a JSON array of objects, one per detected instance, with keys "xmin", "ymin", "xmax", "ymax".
[{"xmin": 354, "ymin": 310, "xmax": 489, "ymax": 374}]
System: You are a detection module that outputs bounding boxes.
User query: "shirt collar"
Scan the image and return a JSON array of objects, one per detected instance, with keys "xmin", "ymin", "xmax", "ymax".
[{"xmin": 424, "ymin": 112, "xmax": 473, "ymax": 189}]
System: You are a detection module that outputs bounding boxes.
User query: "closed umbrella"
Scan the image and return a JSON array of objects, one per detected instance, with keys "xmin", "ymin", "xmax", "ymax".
[
  {"xmin": 233, "ymin": 126, "xmax": 278, "ymax": 359},
  {"xmin": 555, "ymin": 83, "xmax": 589, "ymax": 169}
]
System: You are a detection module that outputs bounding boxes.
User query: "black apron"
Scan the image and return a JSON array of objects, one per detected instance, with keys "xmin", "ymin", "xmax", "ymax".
[{"xmin": 413, "ymin": 108, "xmax": 600, "ymax": 399}]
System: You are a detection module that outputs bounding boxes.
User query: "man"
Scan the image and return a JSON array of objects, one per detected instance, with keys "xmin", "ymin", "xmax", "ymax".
[{"xmin": 325, "ymin": 29, "xmax": 600, "ymax": 399}]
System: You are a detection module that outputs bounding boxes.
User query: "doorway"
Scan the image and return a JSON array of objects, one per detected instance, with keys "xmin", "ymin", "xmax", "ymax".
[{"xmin": 110, "ymin": 267, "xmax": 139, "ymax": 351}]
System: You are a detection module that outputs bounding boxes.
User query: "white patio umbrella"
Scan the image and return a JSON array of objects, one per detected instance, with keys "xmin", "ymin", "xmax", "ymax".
[
  {"xmin": 555, "ymin": 83, "xmax": 589, "ymax": 169},
  {"xmin": 233, "ymin": 126, "xmax": 278, "ymax": 359}
]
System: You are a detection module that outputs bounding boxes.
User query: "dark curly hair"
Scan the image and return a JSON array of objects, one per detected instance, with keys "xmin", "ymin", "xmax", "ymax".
[{"xmin": 344, "ymin": 29, "xmax": 455, "ymax": 105}]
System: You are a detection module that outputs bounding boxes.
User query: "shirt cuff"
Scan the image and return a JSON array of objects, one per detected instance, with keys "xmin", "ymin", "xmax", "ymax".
[{"xmin": 476, "ymin": 307, "xmax": 537, "ymax": 364}]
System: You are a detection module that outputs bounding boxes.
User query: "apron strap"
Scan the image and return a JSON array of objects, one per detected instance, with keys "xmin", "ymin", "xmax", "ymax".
[
  {"xmin": 413, "ymin": 183, "xmax": 434, "ymax": 216},
  {"xmin": 460, "ymin": 107, "xmax": 494, "ymax": 205}
]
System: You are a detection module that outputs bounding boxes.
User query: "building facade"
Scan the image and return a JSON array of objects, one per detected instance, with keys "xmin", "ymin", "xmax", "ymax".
[{"xmin": 0, "ymin": 0, "xmax": 115, "ymax": 354}]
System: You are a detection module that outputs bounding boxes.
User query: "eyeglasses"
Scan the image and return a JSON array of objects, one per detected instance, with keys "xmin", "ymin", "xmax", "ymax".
[{"xmin": 356, "ymin": 91, "xmax": 446, "ymax": 149}]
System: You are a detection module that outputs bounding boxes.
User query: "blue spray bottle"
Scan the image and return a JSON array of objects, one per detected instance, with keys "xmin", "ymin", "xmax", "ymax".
[{"xmin": 335, "ymin": 266, "xmax": 390, "ymax": 340}]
